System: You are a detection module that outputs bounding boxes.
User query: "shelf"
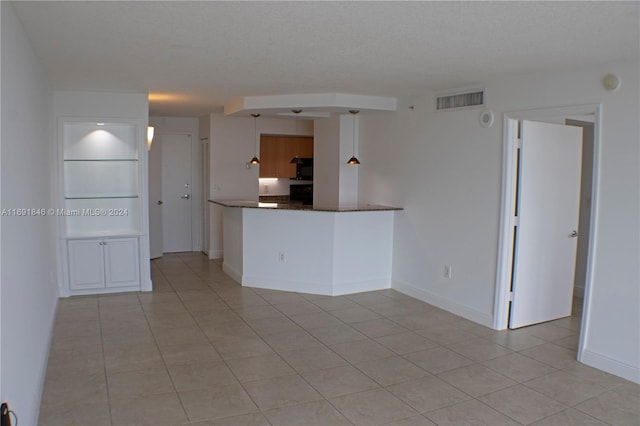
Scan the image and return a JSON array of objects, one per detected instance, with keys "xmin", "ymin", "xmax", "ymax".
[
  {"xmin": 64, "ymin": 194, "xmax": 140, "ymax": 236},
  {"xmin": 65, "ymin": 195, "xmax": 139, "ymax": 200},
  {"xmin": 65, "ymin": 231, "xmax": 143, "ymax": 239},
  {"xmin": 64, "ymin": 159, "xmax": 138, "ymax": 162}
]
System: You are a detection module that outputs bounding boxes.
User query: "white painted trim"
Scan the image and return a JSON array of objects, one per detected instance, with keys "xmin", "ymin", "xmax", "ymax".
[
  {"xmin": 493, "ymin": 117, "xmax": 519, "ymax": 330},
  {"xmin": 244, "ymin": 276, "xmax": 390, "ymax": 296},
  {"xmin": 222, "ymin": 262, "xmax": 242, "ymax": 284},
  {"xmin": 34, "ymin": 296, "xmax": 59, "ymax": 424},
  {"xmin": 577, "ymin": 104, "xmax": 602, "ymax": 367},
  {"xmin": 208, "ymin": 249, "xmax": 223, "ymax": 260},
  {"xmin": 494, "ymin": 104, "xmax": 601, "ymax": 363},
  {"xmin": 393, "ymin": 280, "xmax": 494, "ymax": 328},
  {"xmin": 60, "ymin": 285, "xmax": 142, "ymax": 297},
  {"xmin": 573, "ymin": 285, "xmax": 585, "ymax": 299},
  {"xmin": 581, "ymin": 349, "xmax": 640, "ymax": 384}
]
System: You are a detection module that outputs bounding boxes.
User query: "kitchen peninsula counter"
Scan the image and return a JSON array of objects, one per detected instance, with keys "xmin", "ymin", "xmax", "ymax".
[
  {"xmin": 210, "ymin": 199, "xmax": 402, "ymax": 296},
  {"xmin": 210, "ymin": 199, "xmax": 402, "ymax": 212}
]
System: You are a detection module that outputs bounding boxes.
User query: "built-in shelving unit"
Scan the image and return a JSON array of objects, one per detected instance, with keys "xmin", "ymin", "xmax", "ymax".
[{"xmin": 59, "ymin": 119, "xmax": 146, "ymax": 295}]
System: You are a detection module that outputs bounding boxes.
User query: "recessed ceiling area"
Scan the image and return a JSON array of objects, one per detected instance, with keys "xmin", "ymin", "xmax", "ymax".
[{"xmin": 11, "ymin": 1, "xmax": 639, "ymax": 117}]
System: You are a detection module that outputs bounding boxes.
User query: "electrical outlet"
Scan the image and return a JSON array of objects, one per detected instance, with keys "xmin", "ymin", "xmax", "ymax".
[
  {"xmin": 444, "ymin": 265, "xmax": 452, "ymax": 279},
  {"xmin": 278, "ymin": 252, "xmax": 286, "ymax": 263}
]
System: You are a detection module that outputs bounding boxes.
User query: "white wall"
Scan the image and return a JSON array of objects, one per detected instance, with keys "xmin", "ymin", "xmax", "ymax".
[
  {"xmin": 314, "ymin": 115, "xmax": 341, "ymax": 205},
  {"xmin": 149, "ymin": 116, "xmax": 202, "ymax": 251},
  {"xmin": 259, "ymin": 178, "xmax": 293, "ymax": 196},
  {"xmin": 359, "ymin": 60, "xmax": 639, "ymax": 382},
  {"xmin": 338, "ymin": 114, "xmax": 359, "ymax": 206},
  {"xmin": 206, "ymin": 114, "xmax": 312, "ymax": 258},
  {"xmin": 239, "ymin": 208, "xmax": 393, "ymax": 295},
  {"xmin": 1, "ymin": 3, "xmax": 58, "ymax": 424},
  {"xmin": 314, "ymin": 113, "xmax": 360, "ymax": 206}
]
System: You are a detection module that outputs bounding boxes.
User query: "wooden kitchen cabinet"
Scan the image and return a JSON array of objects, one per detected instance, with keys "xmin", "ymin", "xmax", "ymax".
[{"xmin": 260, "ymin": 135, "xmax": 313, "ymax": 178}]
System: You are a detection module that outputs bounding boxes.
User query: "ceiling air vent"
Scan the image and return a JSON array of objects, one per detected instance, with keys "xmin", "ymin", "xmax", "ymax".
[{"xmin": 436, "ymin": 89, "xmax": 485, "ymax": 111}]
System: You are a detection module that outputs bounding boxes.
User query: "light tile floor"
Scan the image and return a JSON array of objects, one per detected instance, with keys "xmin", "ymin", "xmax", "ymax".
[{"xmin": 39, "ymin": 253, "xmax": 639, "ymax": 425}]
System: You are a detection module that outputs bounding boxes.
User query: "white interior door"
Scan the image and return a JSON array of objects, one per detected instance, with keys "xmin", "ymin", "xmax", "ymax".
[
  {"xmin": 148, "ymin": 135, "xmax": 163, "ymax": 259},
  {"xmin": 161, "ymin": 133, "xmax": 192, "ymax": 253},
  {"xmin": 509, "ymin": 120, "xmax": 583, "ymax": 329}
]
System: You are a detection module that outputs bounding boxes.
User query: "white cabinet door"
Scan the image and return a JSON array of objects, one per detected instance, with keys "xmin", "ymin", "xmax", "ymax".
[
  {"xmin": 68, "ymin": 239, "xmax": 104, "ymax": 290},
  {"xmin": 104, "ymin": 238, "xmax": 139, "ymax": 288}
]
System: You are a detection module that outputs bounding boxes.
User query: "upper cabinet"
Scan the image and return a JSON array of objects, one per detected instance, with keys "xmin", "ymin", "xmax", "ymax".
[{"xmin": 259, "ymin": 135, "xmax": 313, "ymax": 178}]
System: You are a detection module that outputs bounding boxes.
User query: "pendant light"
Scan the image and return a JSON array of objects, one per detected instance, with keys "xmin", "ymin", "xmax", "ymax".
[
  {"xmin": 249, "ymin": 113, "xmax": 261, "ymax": 165},
  {"xmin": 290, "ymin": 109, "xmax": 304, "ymax": 164},
  {"xmin": 347, "ymin": 109, "xmax": 361, "ymax": 165}
]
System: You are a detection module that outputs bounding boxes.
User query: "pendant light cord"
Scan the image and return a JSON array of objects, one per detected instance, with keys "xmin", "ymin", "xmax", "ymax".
[
  {"xmin": 251, "ymin": 113, "xmax": 260, "ymax": 156},
  {"xmin": 350, "ymin": 109, "xmax": 359, "ymax": 154},
  {"xmin": 347, "ymin": 109, "xmax": 360, "ymax": 164}
]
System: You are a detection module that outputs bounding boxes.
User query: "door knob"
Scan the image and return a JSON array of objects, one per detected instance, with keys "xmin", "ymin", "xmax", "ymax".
[
  {"xmin": 157, "ymin": 200, "xmax": 163, "ymax": 205},
  {"xmin": 181, "ymin": 194, "xmax": 191, "ymax": 199},
  {"xmin": 569, "ymin": 230, "xmax": 579, "ymax": 238}
]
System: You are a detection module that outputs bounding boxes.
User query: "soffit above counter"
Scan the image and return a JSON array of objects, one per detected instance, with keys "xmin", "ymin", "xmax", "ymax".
[{"xmin": 224, "ymin": 93, "xmax": 397, "ymax": 117}]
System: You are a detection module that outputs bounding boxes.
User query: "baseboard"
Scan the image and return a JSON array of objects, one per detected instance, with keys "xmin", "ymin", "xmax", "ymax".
[
  {"xmin": 35, "ymin": 295, "xmax": 59, "ymax": 425},
  {"xmin": 580, "ymin": 348, "xmax": 640, "ymax": 384},
  {"xmin": 222, "ymin": 262, "xmax": 242, "ymax": 284},
  {"xmin": 333, "ymin": 279, "xmax": 391, "ymax": 296},
  {"xmin": 243, "ymin": 276, "xmax": 391, "ymax": 296},
  {"xmin": 141, "ymin": 277, "xmax": 153, "ymax": 292},
  {"xmin": 208, "ymin": 249, "xmax": 223, "ymax": 260},
  {"xmin": 392, "ymin": 279, "xmax": 494, "ymax": 328},
  {"xmin": 243, "ymin": 276, "xmax": 333, "ymax": 295}
]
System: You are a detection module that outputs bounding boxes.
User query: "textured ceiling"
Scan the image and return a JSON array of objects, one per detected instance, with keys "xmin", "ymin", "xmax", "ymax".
[{"xmin": 11, "ymin": 1, "xmax": 639, "ymax": 117}]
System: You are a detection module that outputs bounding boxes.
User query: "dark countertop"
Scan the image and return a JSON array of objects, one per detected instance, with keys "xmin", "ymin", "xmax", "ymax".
[{"xmin": 209, "ymin": 199, "xmax": 402, "ymax": 212}]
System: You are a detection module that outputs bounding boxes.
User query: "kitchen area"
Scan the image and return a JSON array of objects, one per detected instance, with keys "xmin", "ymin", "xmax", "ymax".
[
  {"xmin": 205, "ymin": 93, "xmax": 401, "ymax": 295},
  {"xmin": 258, "ymin": 133, "xmax": 315, "ymax": 206}
]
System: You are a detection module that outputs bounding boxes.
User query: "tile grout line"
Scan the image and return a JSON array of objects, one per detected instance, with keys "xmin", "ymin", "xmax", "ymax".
[
  {"xmin": 82, "ymin": 255, "xmax": 626, "ymax": 425},
  {"xmin": 138, "ymin": 263, "xmax": 193, "ymax": 424},
  {"xmin": 178, "ymin": 255, "xmax": 272, "ymax": 423},
  {"xmin": 96, "ymin": 295, "xmax": 116, "ymax": 426}
]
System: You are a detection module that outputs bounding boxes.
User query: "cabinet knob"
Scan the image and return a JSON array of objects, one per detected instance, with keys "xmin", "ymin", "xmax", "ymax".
[{"xmin": 181, "ymin": 194, "xmax": 191, "ymax": 199}]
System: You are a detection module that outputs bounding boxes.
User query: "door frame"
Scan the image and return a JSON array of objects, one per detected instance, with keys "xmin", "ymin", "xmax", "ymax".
[{"xmin": 493, "ymin": 104, "xmax": 602, "ymax": 363}]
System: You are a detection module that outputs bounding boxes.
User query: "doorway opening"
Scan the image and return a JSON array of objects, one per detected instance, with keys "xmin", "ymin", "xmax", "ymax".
[{"xmin": 494, "ymin": 104, "xmax": 601, "ymax": 364}]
